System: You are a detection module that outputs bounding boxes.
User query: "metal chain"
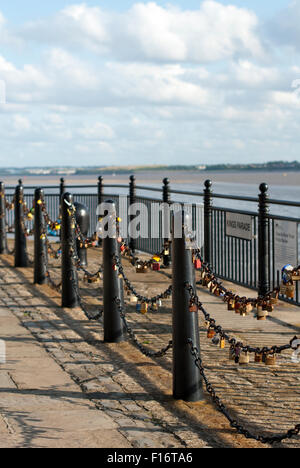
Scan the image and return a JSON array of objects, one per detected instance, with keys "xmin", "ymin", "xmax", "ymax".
[
  {"xmin": 114, "ymin": 254, "xmax": 172, "ymax": 305},
  {"xmin": 188, "ymin": 339, "xmax": 300, "ymax": 444},
  {"xmin": 193, "ymin": 248, "xmax": 280, "ymax": 306},
  {"xmin": 114, "ymin": 298, "xmax": 173, "ymax": 358},
  {"xmin": 185, "ymin": 283, "xmax": 293, "ymax": 355}
]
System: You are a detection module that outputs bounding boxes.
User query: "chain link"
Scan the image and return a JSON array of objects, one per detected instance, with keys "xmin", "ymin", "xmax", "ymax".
[
  {"xmin": 188, "ymin": 339, "xmax": 300, "ymax": 444},
  {"xmin": 114, "ymin": 297, "xmax": 172, "ymax": 358},
  {"xmin": 185, "ymin": 282, "xmax": 293, "ymax": 355}
]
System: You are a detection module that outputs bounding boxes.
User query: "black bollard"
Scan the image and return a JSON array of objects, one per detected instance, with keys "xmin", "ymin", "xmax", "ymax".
[
  {"xmin": 258, "ymin": 183, "xmax": 270, "ymax": 297},
  {"xmin": 162, "ymin": 178, "xmax": 171, "ymax": 267},
  {"xmin": 74, "ymin": 202, "xmax": 90, "ymax": 267},
  {"xmin": 61, "ymin": 192, "xmax": 78, "ymax": 308},
  {"xmin": 129, "ymin": 175, "xmax": 136, "ymax": 254},
  {"xmin": 34, "ymin": 188, "xmax": 48, "ymax": 284},
  {"xmin": 204, "ymin": 179, "xmax": 212, "ymax": 264},
  {"xmin": 0, "ymin": 182, "xmax": 7, "ymax": 254},
  {"xmin": 102, "ymin": 200, "xmax": 124, "ymax": 343},
  {"xmin": 172, "ymin": 210, "xmax": 203, "ymax": 402},
  {"xmin": 14, "ymin": 182, "xmax": 28, "ymax": 268}
]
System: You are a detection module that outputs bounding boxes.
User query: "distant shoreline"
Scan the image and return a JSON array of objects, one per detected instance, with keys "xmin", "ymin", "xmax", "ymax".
[{"xmin": 0, "ymin": 161, "xmax": 299, "ymax": 177}]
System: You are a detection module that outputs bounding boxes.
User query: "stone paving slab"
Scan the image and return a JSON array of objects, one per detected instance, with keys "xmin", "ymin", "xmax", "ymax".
[{"xmin": 0, "ymin": 241, "xmax": 300, "ymax": 448}]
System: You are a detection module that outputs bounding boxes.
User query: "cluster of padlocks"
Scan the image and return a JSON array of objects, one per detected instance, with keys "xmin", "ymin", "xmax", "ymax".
[
  {"xmin": 120, "ymin": 240, "xmax": 170, "ymax": 273},
  {"xmin": 280, "ymin": 264, "xmax": 300, "ymax": 298},
  {"xmin": 197, "ymin": 260, "xmax": 287, "ymax": 320}
]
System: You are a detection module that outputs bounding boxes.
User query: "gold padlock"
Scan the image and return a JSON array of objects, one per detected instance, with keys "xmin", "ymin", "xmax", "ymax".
[
  {"xmin": 207, "ymin": 328, "xmax": 215, "ymax": 339},
  {"xmin": 220, "ymin": 337, "xmax": 226, "ymax": 349},
  {"xmin": 265, "ymin": 354, "xmax": 276, "ymax": 366},
  {"xmin": 255, "ymin": 353, "xmax": 263, "ymax": 363},
  {"xmin": 239, "ymin": 351, "xmax": 250, "ymax": 365},
  {"xmin": 286, "ymin": 282, "xmax": 295, "ymax": 299}
]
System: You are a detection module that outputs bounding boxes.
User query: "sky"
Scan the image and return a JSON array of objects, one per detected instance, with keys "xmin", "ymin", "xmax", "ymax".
[{"xmin": 0, "ymin": 0, "xmax": 300, "ymax": 167}]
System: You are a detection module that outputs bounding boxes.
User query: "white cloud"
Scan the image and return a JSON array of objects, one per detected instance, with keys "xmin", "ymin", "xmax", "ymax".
[
  {"xmin": 20, "ymin": 1, "xmax": 265, "ymax": 63},
  {"xmin": 79, "ymin": 122, "xmax": 115, "ymax": 140}
]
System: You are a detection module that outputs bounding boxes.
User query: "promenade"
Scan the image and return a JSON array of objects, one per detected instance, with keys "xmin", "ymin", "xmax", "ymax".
[{"xmin": 0, "ymin": 241, "xmax": 299, "ymax": 448}]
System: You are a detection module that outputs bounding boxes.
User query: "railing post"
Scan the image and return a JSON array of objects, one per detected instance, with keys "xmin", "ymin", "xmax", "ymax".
[
  {"xmin": 14, "ymin": 181, "xmax": 28, "ymax": 267},
  {"xmin": 34, "ymin": 188, "xmax": 47, "ymax": 284},
  {"xmin": 172, "ymin": 210, "xmax": 203, "ymax": 402},
  {"xmin": 74, "ymin": 202, "xmax": 90, "ymax": 267},
  {"xmin": 258, "ymin": 183, "xmax": 269, "ymax": 297},
  {"xmin": 61, "ymin": 192, "xmax": 78, "ymax": 308},
  {"xmin": 102, "ymin": 200, "xmax": 124, "ymax": 343},
  {"xmin": 162, "ymin": 178, "xmax": 171, "ymax": 267},
  {"xmin": 204, "ymin": 179, "xmax": 212, "ymax": 264},
  {"xmin": 129, "ymin": 175, "xmax": 136, "ymax": 253},
  {"xmin": 60, "ymin": 178, "xmax": 66, "ymax": 201},
  {"xmin": 0, "ymin": 182, "xmax": 7, "ymax": 254},
  {"xmin": 97, "ymin": 176, "xmax": 103, "ymax": 246}
]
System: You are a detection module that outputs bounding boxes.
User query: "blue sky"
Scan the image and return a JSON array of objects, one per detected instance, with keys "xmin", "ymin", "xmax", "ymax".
[
  {"xmin": 0, "ymin": 1, "xmax": 291, "ymax": 20},
  {"xmin": 0, "ymin": 0, "xmax": 300, "ymax": 167}
]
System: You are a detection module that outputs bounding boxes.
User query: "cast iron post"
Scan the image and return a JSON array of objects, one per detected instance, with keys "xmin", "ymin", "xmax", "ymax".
[
  {"xmin": 129, "ymin": 175, "xmax": 136, "ymax": 253},
  {"xmin": 34, "ymin": 188, "xmax": 47, "ymax": 284},
  {"xmin": 74, "ymin": 201, "xmax": 90, "ymax": 267},
  {"xmin": 204, "ymin": 179, "xmax": 212, "ymax": 265},
  {"xmin": 102, "ymin": 200, "xmax": 124, "ymax": 343},
  {"xmin": 97, "ymin": 176, "xmax": 103, "ymax": 246},
  {"xmin": 14, "ymin": 182, "xmax": 28, "ymax": 268},
  {"xmin": 172, "ymin": 210, "xmax": 203, "ymax": 402},
  {"xmin": 162, "ymin": 178, "xmax": 171, "ymax": 267},
  {"xmin": 258, "ymin": 183, "xmax": 270, "ymax": 297},
  {"xmin": 0, "ymin": 182, "xmax": 7, "ymax": 254},
  {"xmin": 61, "ymin": 192, "xmax": 78, "ymax": 308}
]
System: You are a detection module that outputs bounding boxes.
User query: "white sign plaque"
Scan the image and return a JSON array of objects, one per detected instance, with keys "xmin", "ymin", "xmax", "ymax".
[
  {"xmin": 226, "ymin": 212, "xmax": 253, "ymax": 241},
  {"xmin": 274, "ymin": 220, "xmax": 298, "ymax": 272}
]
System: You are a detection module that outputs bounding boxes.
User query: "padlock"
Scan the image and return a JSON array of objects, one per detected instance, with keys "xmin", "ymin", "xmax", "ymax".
[
  {"xmin": 140, "ymin": 302, "xmax": 148, "ymax": 315},
  {"xmin": 136, "ymin": 303, "xmax": 141, "ymax": 312},
  {"xmin": 152, "ymin": 262, "xmax": 160, "ymax": 271},
  {"xmin": 194, "ymin": 259, "xmax": 202, "ymax": 270},
  {"xmin": 239, "ymin": 351, "xmax": 250, "ymax": 366},
  {"xmin": 280, "ymin": 282, "xmax": 287, "ymax": 295},
  {"xmin": 245, "ymin": 302, "xmax": 253, "ymax": 314},
  {"xmin": 228, "ymin": 299, "xmax": 235, "ymax": 311},
  {"xmin": 212, "ymin": 335, "xmax": 220, "ymax": 346},
  {"xmin": 220, "ymin": 337, "xmax": 226, "ymax": 349},
  {"xmin": 189, "ymin": 303, "xmax": 198, "ymax": 313},
  {"xmin": 257, "ymin": 309, "xmax": 268, "ymax": 321},
  {"xmin": 142, "ymin": 265, "xmax": 148, "ymax": 273},
  {"xmin": 286, "ymin": 282, "xmax": 295, "ymax": 299},
  {"xmin": 152, "ymin": 255, "xmax": 161, "ymax": 263},
  {"xmin": 207, "ymin": 328, "xmax": 215, "ymax": 339},
  {"xmin": 130, "ymin": 295, "xmax": 138, "ymax": 304},
  {"xmin": 235, "ymin": 301, "xmax": 241, "ymax": 314},
  {"xmin": 234, "ymin": 346, "xmax": 241, "ymax": 364},
  {"xmin": 136, "ymin": 265, "xmax": 143, "ymax": 273},
  {"xmin": 229, "ymin": 345, "xmax": 235, "ymax": 360},
  {"xmin": 265, "ymin": 354, "xmax": 276, "ymax": 366},
  {"xmin": 255, "ymin": 353, "xmax": 263, "ymax": 363},
  {"xmin": 240, "ymin": 305, "xmax": 247, "ymax": 317},
  {"xmin": 270, "ymin": 291, "xmax": 279, "ymax": 305}
]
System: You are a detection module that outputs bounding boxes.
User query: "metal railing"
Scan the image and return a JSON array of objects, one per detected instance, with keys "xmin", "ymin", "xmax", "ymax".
[{"xmin": 4, "ymin": 176, "xmax": 300, "ymax": 305}]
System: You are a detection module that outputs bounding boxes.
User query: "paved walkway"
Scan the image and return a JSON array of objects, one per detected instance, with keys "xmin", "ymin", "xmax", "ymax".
[{"xmin": 0, "ymin": 242, "xmax": 300, "ymax": 448}]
